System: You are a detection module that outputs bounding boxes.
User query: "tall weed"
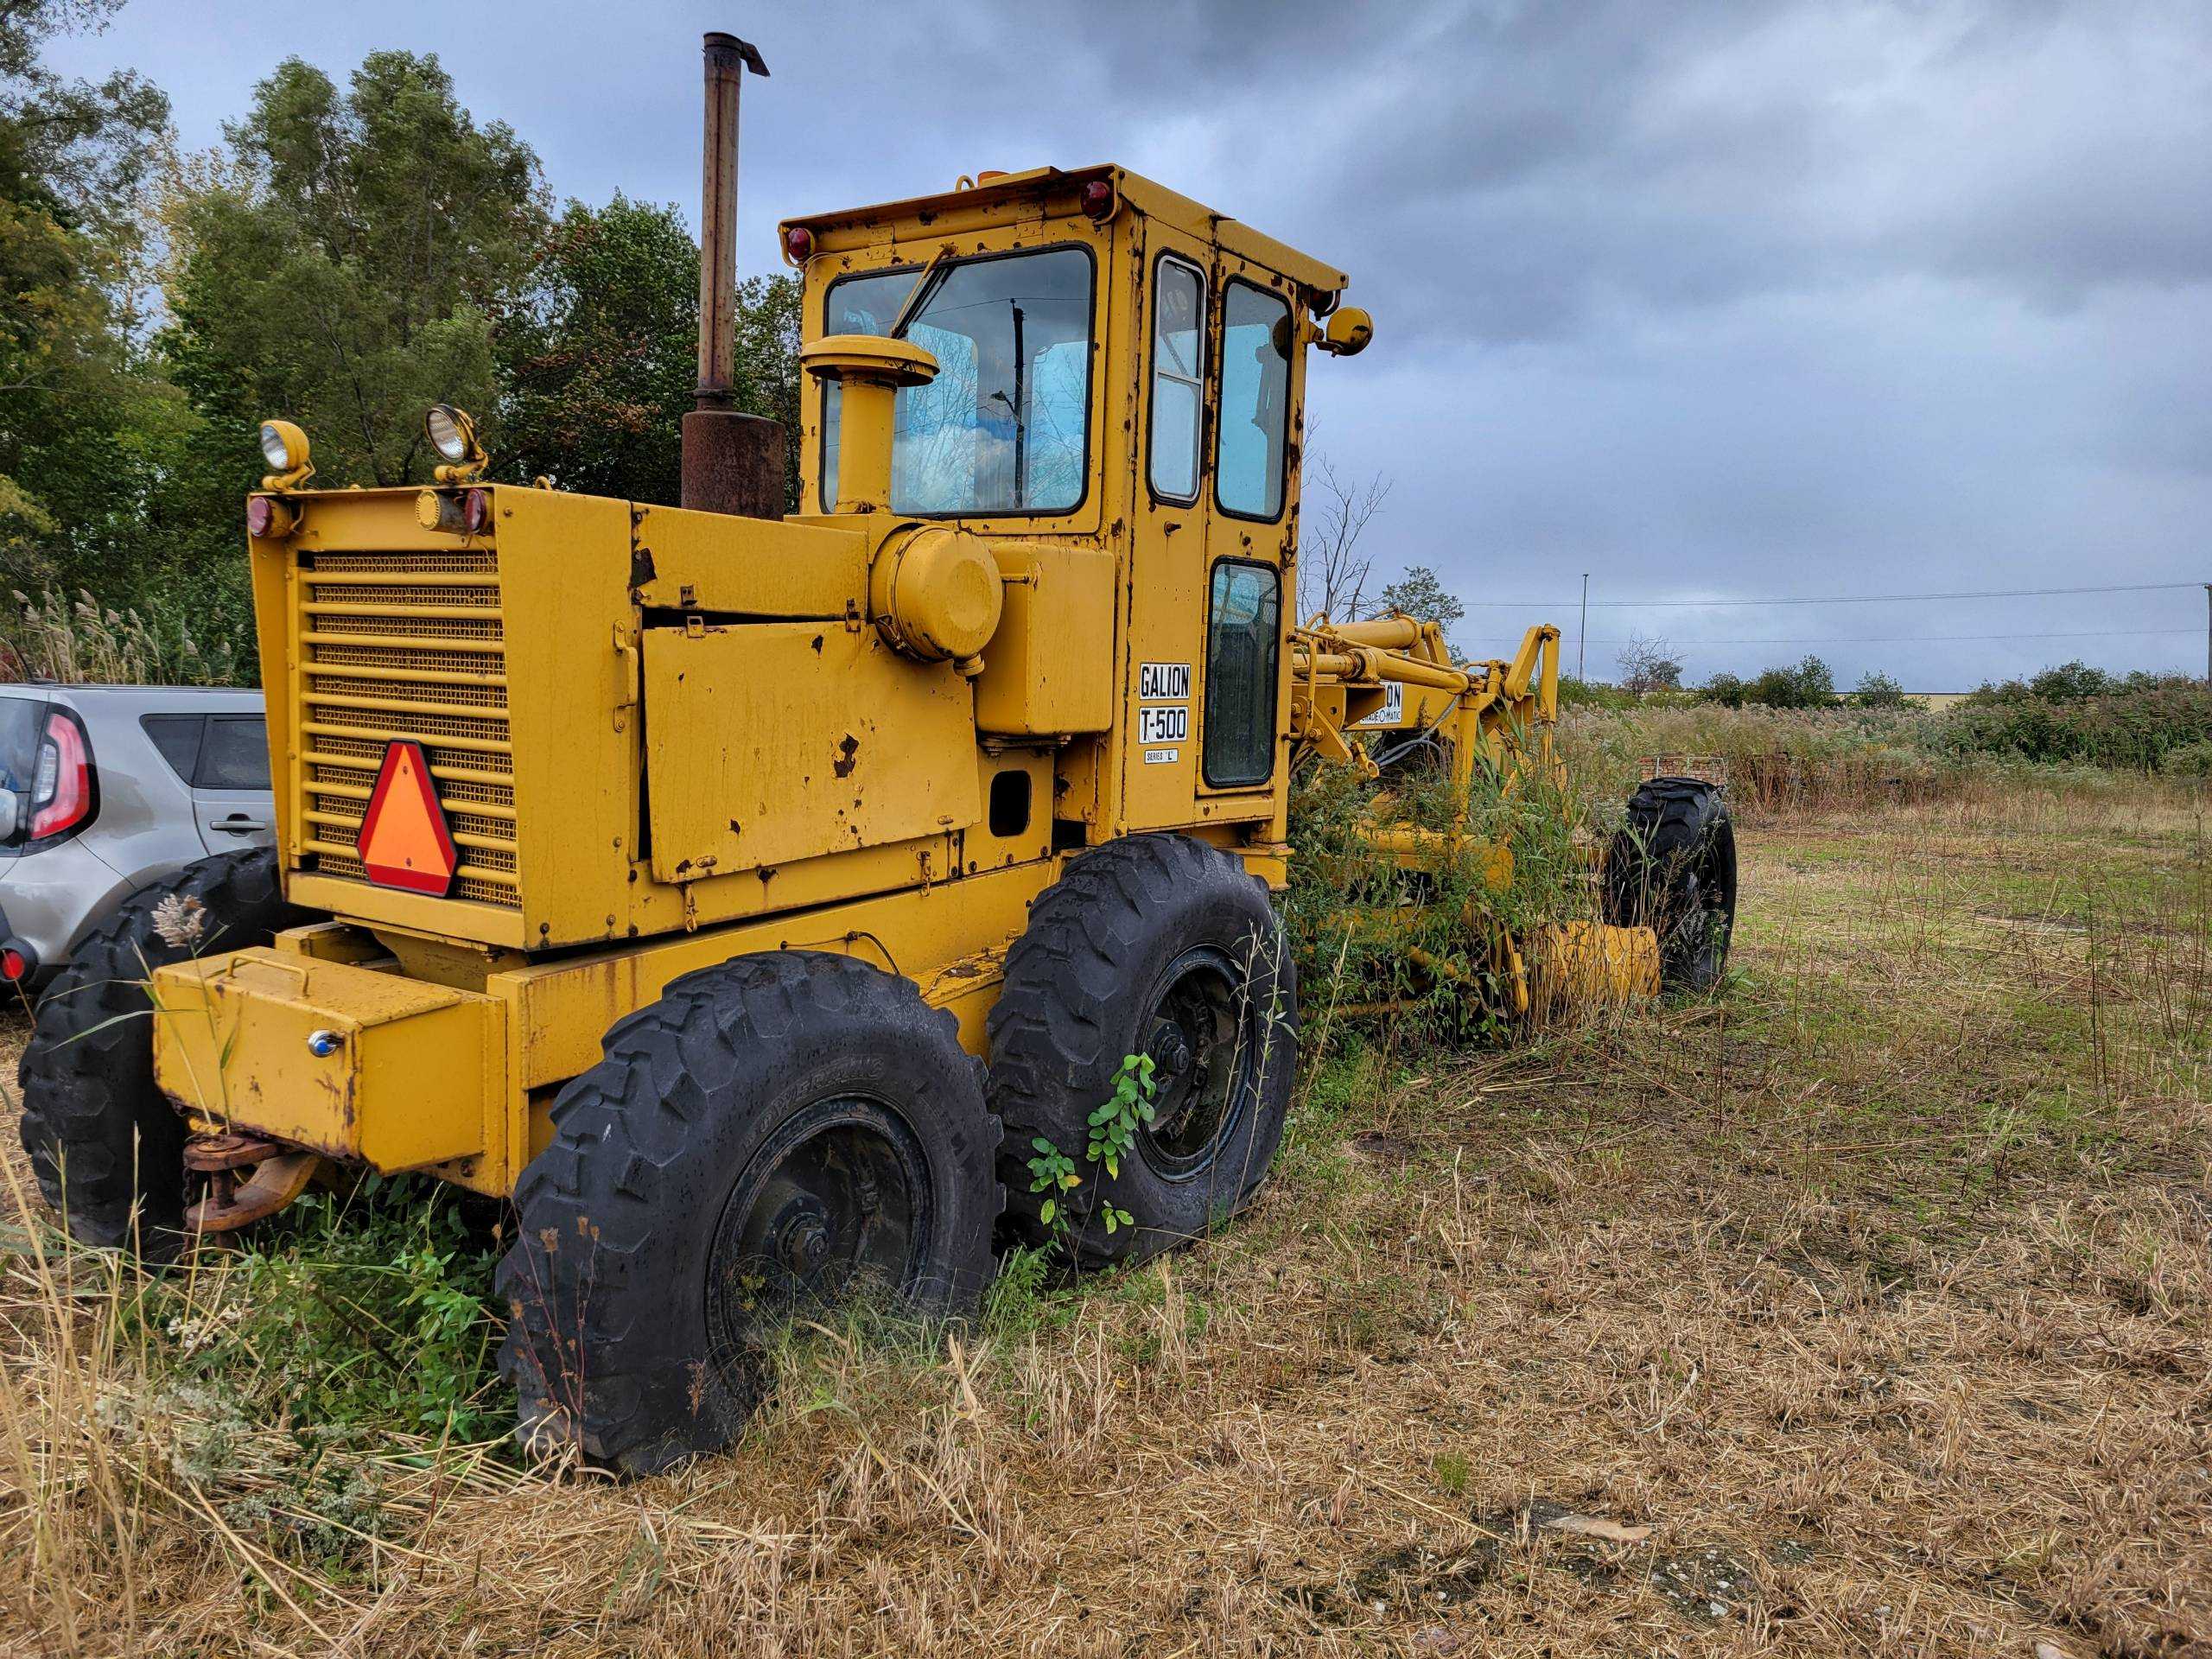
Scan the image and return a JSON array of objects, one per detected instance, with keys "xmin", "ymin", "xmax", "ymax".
[{"xmin": 3, "ymin": 587, "xmax": 241, "ymax": 685}]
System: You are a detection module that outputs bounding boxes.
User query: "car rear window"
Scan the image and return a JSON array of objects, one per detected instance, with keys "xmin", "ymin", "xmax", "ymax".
[
  {"xmin": 0, "ymin": 697, "xmax": 44, "ymax": 795},
  {"xmin": 197, "ymin": 715, "xmax": 270, "ymax": 790},
  {"xmin": 142, "ymin": 715, "xmax": 204, "ymax": 785}
]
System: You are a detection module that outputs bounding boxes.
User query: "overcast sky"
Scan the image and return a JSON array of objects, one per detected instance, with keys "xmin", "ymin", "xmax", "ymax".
[{"xmin": 48, "ymin": 0, "xmax": 2212, "ymax": 688}]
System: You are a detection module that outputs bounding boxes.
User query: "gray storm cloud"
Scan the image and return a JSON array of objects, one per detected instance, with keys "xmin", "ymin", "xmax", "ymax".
[{"xmin": 45, "ymin": 0, "xmax": 2212, "ymax": 685}]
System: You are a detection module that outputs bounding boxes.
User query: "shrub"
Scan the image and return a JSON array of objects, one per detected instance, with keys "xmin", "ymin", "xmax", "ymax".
[
  {"xmin": 2160, "ymin": 739, "xmax": 2212, "ymax": 779},
  {"xmin": 1854, "ymin": 671, "xmax": 1908, "ymax": 707},
  {"xmin": 1284, "ymin": 750, "xmax": 1586, "ymax": 1053},
  {"xmin": 1937, "ymin": 676, "xmax": 2212, "ymax": 771}
]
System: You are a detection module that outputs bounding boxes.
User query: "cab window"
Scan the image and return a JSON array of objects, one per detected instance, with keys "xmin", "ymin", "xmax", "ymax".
[
  {"xmin": 1147, "ymin": 256, "xmax": 1205, "ymax": 501},
  {"xmin": 1203, "ymin": 561, "xmax": 1281, "ymax": 788},
  {"xmin": 822, "ymin": 246, "xmax": 1094, "ymax": 515},
  {"xmin": 1215, "ymin": 281, "xmax": 1291, "ymax": 520}
]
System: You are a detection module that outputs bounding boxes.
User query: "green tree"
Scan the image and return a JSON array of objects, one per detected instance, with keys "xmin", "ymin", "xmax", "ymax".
[
  {"xmin": 162, "ymin": 52, "xmax": 547, "ymax": 496},
  {"xmin": 1853, "ymin": 669, "xmax": 1907, "ymax": 707},
  {"xmin": 1747, "ymin": 655, "xmax": 1835, "ymax": 708},
  {"xmin": 498, "ymin": 195, "xmax": 802, "ymax": 511},
  {"xmin": 0, "ymin": 0, "xmax": 175, "ymax": 596},
  {"xmin": 730, "ymin": 271, "xmax": 801, "ymax": 512},
  {"xmin": 2027, "ymin": 659, "xmax": 2113, "ymax": 702},
  {"xmin": 499, "ymin": 194, "xmax": 696, "ymax": 503},
  {"xmin": 1376, "ymin": 563, "xmax": 1465, "ymax": 645},
  {"xmin": 1698, "ymin": 670, "xmax": 1748, "ymax": 708}
]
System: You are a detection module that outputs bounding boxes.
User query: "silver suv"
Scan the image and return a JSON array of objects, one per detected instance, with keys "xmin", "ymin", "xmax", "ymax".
[{"xmin": 0, "ymin": 685, "xmax": 273, "ymax": 992}]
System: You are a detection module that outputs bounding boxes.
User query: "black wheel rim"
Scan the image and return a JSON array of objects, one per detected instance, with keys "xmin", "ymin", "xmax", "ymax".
[
  {"xmin": 704, "ymin": 1096, "xmax": 933, "ymax": 1368},
  {"xmin": 1136, "ymin": 944, "xmax": 1260, "ymax": 1182}
]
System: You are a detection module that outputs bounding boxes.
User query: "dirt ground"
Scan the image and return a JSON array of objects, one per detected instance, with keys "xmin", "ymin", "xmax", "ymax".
[{"xmin": 2, "ymin": 786, "xmax": 2206, "ymax": 1657}]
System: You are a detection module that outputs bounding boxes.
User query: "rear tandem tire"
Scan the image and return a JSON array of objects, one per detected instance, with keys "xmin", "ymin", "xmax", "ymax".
[
  {"xmin": 17, "ymin": 849, "xmax": 311, "ymax": 1261},
  {"xmin": 987, "ymin": 833, "xmax": 1299, "ymax": 1270},
  {"xmin": 1603, "ymin": 778, "xmax": 1738, "ymax": 992},
  {"xmin": 494, "ymin": 950, "xmax": 1002, "ymax": 1477}
]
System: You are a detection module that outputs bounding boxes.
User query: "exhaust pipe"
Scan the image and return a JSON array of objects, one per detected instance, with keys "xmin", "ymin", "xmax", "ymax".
[{"xmin": 680, "ymin": 30, "xmax": 786, "ymax": 518}]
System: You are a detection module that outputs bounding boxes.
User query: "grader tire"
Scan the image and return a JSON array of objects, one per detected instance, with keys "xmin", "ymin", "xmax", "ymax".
[
  {"xmin": 1603, "ymin": 778, "xmax": 1738, "ymax": 992},
  {"xmin": 495, "ymin": 951, "xmax": 1001, "ymax": 1477},
  {"xmin": 17, "ymin": 849, "xmax": 311, "ymax": 1260},
  {"xmin": 988, "ymin": 834, "xmax": 1298, "ymax": 1270}
]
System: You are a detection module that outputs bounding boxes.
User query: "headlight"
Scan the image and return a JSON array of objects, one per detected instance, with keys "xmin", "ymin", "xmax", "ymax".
[
  {"xmin": 258, "ymin": 419, "xmax": 309, "ymax": 474},
  {"xmin": 425, "ymin": 404, "xmax": 474, "ymax": 464}
]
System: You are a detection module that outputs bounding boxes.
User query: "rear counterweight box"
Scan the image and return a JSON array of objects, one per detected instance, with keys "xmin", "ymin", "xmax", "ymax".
[{"xmin": 153, "ymin": 949, "xmax": 505, "ymax": 1179}]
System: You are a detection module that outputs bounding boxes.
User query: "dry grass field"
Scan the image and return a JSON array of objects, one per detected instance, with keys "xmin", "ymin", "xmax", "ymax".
[{"xmin": 1, "ymin": 780, "xmax": 2205, "ymax": 1657}]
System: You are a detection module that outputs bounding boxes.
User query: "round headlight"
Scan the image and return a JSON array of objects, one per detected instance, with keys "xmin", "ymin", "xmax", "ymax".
[
  {"xmin": 426, "ymin": 404, "xmax": 472, "ymax": 464},
  {"xmin": 259, "ymin": 422, "xmax": 296, "ymax": 471}
]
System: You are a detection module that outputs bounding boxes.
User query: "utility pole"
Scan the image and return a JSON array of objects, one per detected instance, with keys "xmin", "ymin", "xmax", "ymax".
[
  {"xmin": 1578, "ymin": 574, "xmax": 1589, "ymax": 682},
  {"xmin": 2204, "ymin": 583, "xmax": 2210, "ymax": 683}
]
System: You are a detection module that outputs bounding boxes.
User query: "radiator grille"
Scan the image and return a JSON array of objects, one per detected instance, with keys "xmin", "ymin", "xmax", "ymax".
[{"xmin": 297, "ymin": 548, "xmax": 519, "ymax": 909}]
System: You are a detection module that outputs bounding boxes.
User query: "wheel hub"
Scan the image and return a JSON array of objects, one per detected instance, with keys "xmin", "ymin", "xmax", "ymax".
[
  {"xmin": 1147, "ymin": 1023, "xmax": 1194, "ymax": 1084},
  {"xmin": 704, "ymin": 1099, "xmax": 931, "ymax": 1377},
  {"xmin": 1135, "ymin": 946, "xmax": 1256, "ymax": 1179},
  {"xmin": 767, "ymin": 1196, "xmax": 836, "ymax": 1276}
]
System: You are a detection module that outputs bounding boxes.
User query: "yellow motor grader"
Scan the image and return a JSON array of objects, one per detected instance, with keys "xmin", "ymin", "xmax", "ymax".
[{"xmin": 18, "ymin": 35, "xmax": 1735, "ymax": 1472}]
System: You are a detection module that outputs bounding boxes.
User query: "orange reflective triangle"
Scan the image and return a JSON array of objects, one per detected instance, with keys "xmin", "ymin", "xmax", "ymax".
[{"xmin": 356, "ymin": 740, "xmax": 459, "ymax": 897}]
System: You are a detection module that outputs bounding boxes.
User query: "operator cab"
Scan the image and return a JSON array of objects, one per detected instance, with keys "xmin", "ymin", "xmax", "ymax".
[{"xmin": 779, "ymin": 166, "xmax": 1370, "ymax": 852}]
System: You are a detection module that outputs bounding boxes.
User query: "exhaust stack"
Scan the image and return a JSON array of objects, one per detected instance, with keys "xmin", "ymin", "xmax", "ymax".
[{"xmin": 680, "ymin": 30, "xmax": 785, "ymax": 518}]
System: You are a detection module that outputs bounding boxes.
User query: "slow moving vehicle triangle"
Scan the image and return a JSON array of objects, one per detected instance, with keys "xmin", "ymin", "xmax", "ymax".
[{"xmin": 357, "ymin": 740, "xmax": 459, "ymax": 897}]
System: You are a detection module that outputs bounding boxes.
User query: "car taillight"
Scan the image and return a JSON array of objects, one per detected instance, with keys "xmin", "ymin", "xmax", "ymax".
[{"xmin": 29, "ymin": 709, "xmax": 91, "ymax": 839}]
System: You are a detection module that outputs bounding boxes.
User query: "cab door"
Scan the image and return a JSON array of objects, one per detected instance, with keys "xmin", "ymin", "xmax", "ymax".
[
  {"xmin": 1118, "ymin": 223, "xmax": 1217, "ymax": 830},
  {"xmin": 1192, "ymin": 257, "xmax": 1299, "ymax": 825}
]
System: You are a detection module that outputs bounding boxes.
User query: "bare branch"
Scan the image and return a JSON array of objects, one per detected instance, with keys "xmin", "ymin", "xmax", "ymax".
[{"xmin": 1299, "ymin": 450, "xmax": 1392, "ymax": 625}]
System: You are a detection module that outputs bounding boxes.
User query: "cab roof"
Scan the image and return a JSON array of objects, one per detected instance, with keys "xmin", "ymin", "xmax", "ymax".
[{"xmin": 779, "ymin": 163, "xmax": 1349, "ymax": 296}]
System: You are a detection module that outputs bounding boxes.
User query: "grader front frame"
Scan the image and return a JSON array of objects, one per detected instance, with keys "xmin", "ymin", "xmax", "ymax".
[{"xmin": 18, "ymin": 36, "xmax": 1735, "ymax": 1475}]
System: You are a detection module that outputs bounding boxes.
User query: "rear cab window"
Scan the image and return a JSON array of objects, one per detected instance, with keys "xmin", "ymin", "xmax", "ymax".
[{"xmin": 1215, "ymin": 281, "xmax": 1293, "ymax": 521}]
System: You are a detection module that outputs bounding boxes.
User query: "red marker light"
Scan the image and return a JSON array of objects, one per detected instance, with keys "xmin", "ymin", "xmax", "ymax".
[
  {"xmin": 29, "ymin": 710, "xmax": 91, "ymax": 839},
  {"xmin": 246, "ymin": 496, "xmax": 275, "ymax": 537},
  {"xmin": 782, "ymin": 225, "xmax": 814, "ymax": 263},
  {"xmin": 1079, "ymin": 179, "xmax": 1115, "ymax": 220},
  {"xmin": 3, "ymin": 947, "xmax": 26, "ymax": 982},
  {"xmin": 461, "ymin": 487, "xmax": 492, "ymax": 535}
]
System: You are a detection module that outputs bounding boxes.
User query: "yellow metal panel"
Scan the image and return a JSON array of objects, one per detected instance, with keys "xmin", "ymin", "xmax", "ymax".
[
  {"xmin": 975, "ymin": 544, "xmax": 1116, "ymax": 736},
  {"xmin": 783, "ymin": 165, "xmax": 1349, "ymax": 296},
  {"xmin": 153, "ymin": 950, "xmax": 503, "ymax": 1173},
  {"xmin": 499, "ymin": 857, "xmax": 1059, "ymax": 1090},
  {"xmin": 642, "ymin": 622, "xmax": 982, "ymax": 881},
  {"xmin": 1531, "ymin": 921, "xmax": 1662, "ymax": 1007},
  {"xmin": 284, "ymin": 875, "xmax": 529, "ymax": 949},
  {"xmin": 496, "ymin": 486, "xmax": 639, "ymax": 947},
  {"xmin": 249, "ymin": 532, "xmax": 300, "ymax": 861},
  {"xmin": 631, "ymin": 505, "xmax": 868, "ymax": 617}
]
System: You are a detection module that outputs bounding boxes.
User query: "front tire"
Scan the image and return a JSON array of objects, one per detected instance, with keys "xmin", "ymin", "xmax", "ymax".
[
  {"xmin": 18, "ymin": 849, "xmax": 311, "ymax": 1260},
  {"xmin": 495, "ymin": 951, "xmax": 1001, "ymax": 1476},
  {"xmin": 988, "ymin": 834, "xmax": 1298, "ymax": 1269}
]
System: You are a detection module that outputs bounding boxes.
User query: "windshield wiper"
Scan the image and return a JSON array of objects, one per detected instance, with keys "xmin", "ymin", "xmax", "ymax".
[{"xmin": 887, "ymin": 248, "xmax": 954, "ymax": 340}]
